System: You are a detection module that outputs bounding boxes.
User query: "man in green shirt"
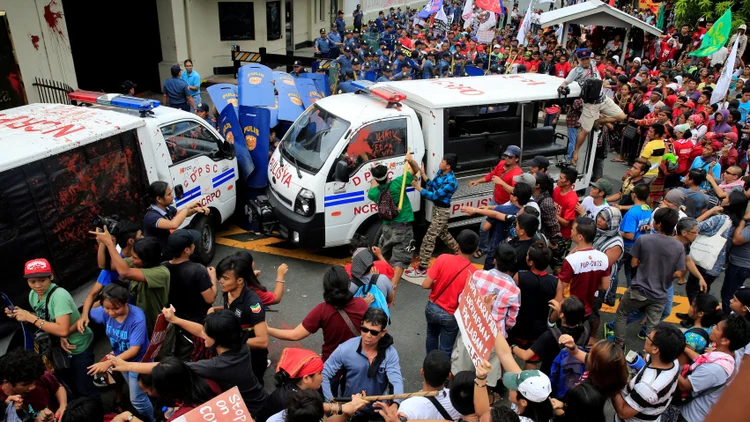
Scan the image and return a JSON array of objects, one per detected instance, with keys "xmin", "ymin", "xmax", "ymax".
[{"xmin": 367, "ymin": 151, "xmax": 419, "ymax": 299}]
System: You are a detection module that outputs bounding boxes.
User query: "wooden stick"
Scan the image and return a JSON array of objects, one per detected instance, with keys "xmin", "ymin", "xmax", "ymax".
[
  {"xmin": 330, "ymin": 390, "xmax": 440, "ymax": 402},
  {"xmin": 397, "ymin": 150, "xmax": 411, "ymax": 210}
]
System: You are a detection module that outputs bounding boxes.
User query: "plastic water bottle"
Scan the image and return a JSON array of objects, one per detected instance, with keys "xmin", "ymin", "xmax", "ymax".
[{"xmin": 626, "ymin": 350, "xmax": 646, "ymax": 372}]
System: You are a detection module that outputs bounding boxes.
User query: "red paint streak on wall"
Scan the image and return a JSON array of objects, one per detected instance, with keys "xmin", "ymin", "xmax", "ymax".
[
  {"xmin": 8, "ymin": 72, "xmax": 24, "ymax": 99},
  {"xmin": 43, "ymin": 0, "xmax": 65, "ymax": 39},
  {"xmin": 30, "ymin": 35, "xmax": 40, "ymax": 50}
]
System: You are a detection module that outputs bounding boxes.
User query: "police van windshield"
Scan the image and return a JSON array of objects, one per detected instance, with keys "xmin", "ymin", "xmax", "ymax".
[{"xmin": 281, "ymin": 104, "xmax": 350, "ymax": 173}]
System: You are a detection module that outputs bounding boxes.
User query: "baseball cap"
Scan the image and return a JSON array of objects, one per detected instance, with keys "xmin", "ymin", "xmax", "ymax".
[
  {"xmin": 666, "ymin": 83, "xmax": 679, "ymax": 92},
  {"xmin": 343, "ymin": 46, "xmax": 352, "ymax": 53},
  {"xmin": 165, "ymin": 229, "xmax": 201, "ymax": 258},
  {"xmin": 196, "ymin": 103, "xmax": 209, "ymax": 112},
  {"xmin": 513, "ymin": 173, "xmax": 537, "ymax": 186},
  {"xmin": 664, "ymin": 189, "xmax": 687, "ymax": 208},
  {"xmin": 352, "ymin": 57, "xmax": 361, "ymax": 65},
  {"xmin": 503, "ymin": 145, "xmax": 522, "ymax": 157},
  {"xmin": 493, "ymin": 44, "xmax": 501, "ymax": 49},
  {"xmin": 684, "ymin": 100, "xmax": 696, "ymax": 108},
  {"xmin": 734, "ymin": 285, "xmax": 750, "ymax": 309},
  {"xmin": 590, "ymin": 179, "xmax": 614, "ymax": 196},
  {"xmin": 576, "ymin": 48, "xmax": 592, "ymax": 59},
  {"xmin": 170, "ymin": 64, "xmax": 181, "ymax": 74},
  {"xmin": 502, "ymin": 370, "xmax": 552, "ymax": 403},
  {"xmin": 530, "ymin": 156, "xmax": 550, "ymax": 169},
  {"xmin": 293, "ymin": 60, "xmax": 303, "ymax": 67},
  {"xmin": 24, "ymin": 258, "xmax": 53, "ymax": 278},
  {"xmin": 740, "ymin": 24, "xmax": 747, "ymax": 31},
  {"xmin": 319, "ymin": 28, "xmax": 326, "ymax": 33}
]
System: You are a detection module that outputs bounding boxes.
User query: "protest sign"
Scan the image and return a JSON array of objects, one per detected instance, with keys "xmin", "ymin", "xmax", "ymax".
[
  {"xmin": 141, "ymin": 314, "xmax": 170, "ymax": 362},
  {"xmin": 171, "ymin": 387, "xmax": 252, "ymax": 422},
  {"xmin": 477, "ymin": 29, "xmax": 496, "ymax": 44},
  {"xmin": 454, "ymin": 275, "xmax": 499, "ymax": 367}
]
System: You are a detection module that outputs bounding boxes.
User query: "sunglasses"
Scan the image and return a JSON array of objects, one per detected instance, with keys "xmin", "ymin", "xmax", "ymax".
[{"xmin": 360, "ymin": 326, "xmax": 382, "ymax": 336}]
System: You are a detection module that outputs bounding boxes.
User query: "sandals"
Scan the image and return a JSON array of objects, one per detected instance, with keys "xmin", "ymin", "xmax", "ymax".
[{"xmin": 473, "ymin": 250, "xmax": 486, "ymax": 259}]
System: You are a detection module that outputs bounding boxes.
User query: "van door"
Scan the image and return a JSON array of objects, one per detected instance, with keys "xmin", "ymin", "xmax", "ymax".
[
  {"xmin": 159, "ymin": 120, "xmax": 236, "ymax": 212},
  {"xmin": 324, "ymin": 117, "xmax": 415, "ymax": 243}
]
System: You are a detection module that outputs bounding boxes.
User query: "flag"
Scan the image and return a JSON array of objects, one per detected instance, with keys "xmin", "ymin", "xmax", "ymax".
[
  {"xmin": 516, "ymin": 6, "xmax": 533, "ymax": 45},
  {"xmin": 418, "ymin": 0, "xmax": 444, "ymax": 19},
  {"xmin": 656, "ymin": 2, "xmax": 665, "ymax": 30},
  {"xmin": 478, "ymin": 10, "xmax": 496, "ymax": 30},
  {"xmin": 539, "ymin": 0, "xmax": 556, "ymax": 3},
  {"xmin": 435, "ymin": 7, "xmax": 449, "ymax": 32},
  {"xmin": 476, "ymin": 0, "xmax": 502, "ymax": 13},
  {"xmin": 462, "ymin": 0, "xmax": 474, "ymax": 29},
  {"xmin": 711, "ymin": 35, "xmax": 740, "ymax": 105},
  {"xmin": 689, "ymin": 9, "xmax": 732, "ymax": 57}
]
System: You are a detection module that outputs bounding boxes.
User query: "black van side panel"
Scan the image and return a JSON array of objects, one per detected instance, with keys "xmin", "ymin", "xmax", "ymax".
[{"xmin": 0, "ymin": 129, "xmax": 149, "ymax": 309}]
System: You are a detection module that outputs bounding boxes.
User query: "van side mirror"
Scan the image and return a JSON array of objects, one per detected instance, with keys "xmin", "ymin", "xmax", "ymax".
[
  {"xmin": 222, "ymin": 141, "xmax": 236, "ymax": 159},
  {"xmin": 334, "ymin": 159, "xmax": 350, "ymax": 183}
]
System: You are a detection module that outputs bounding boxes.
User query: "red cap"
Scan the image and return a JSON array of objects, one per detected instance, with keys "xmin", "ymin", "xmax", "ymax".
[
  {"xmin": 684, "ymin": 100, "xmax": 695, "ymax": 108},
  {"xmin": 24, "ymin": 258, "xmax": 53, "ymax": 278}
]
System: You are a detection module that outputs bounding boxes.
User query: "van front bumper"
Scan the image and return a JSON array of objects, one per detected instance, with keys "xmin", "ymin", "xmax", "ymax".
[{"xmin": 267, "ymin": 188, "xmax": 325, "ymax": 248}]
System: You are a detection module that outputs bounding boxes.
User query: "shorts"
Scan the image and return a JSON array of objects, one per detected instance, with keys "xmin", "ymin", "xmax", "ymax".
[
  {"xmin": 378, "ymin": 223, "xmax": 415, "ymax": 269},
  {"xmin": 579, "ymin": 97, "xmax": 624, "ymax": 132},
  {"xmin": 551, "ymin": 237, "xmax": 573, "ymax": 270}
]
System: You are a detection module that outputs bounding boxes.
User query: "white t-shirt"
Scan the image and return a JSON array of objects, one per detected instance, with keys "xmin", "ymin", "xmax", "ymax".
[
  {"xmin": 398, "ymin": 388, "xmax": 462, "ymax": 421},
  {"xmin": 581, "ymin": 196, "xmax": 608, "ymax": 220}
]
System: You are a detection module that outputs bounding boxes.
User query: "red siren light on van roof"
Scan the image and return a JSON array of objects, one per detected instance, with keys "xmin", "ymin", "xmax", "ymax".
[
  {"xmin": 369, "ymin": 87, "xmax": 406, "ymax": 103},
  {"xmin": 68, "ymin": 90, "xmax": 160, "ymax": 112}
]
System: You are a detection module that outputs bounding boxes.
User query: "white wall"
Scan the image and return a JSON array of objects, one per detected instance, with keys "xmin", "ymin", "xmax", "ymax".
[{"xmin": 0, "ymin": 0, "xmax": 77, "ymax": 104}]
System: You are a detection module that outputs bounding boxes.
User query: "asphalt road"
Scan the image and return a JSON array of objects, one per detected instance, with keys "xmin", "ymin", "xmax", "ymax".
[{"xmin": 91, "ymin": 153, "xmax": 728, "ymax": 419}]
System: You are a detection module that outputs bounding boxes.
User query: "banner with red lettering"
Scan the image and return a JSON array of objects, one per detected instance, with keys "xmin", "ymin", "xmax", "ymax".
[
  {"xmin": 455, "ymin": 275, "xmax": 499, "ymax": 367},
  {"xmin": 141, "ymin": 314, "xmax": 170, "ymax": 362},
  {"xmin": 170, "ymin": 387, "xmax": 252, "ymax": 422}
]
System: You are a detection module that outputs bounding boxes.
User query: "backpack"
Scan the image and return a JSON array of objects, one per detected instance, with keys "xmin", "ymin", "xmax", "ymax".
[
  {"xmin": 377, "ymin": 183, "xmax": 400, "ymax": 221},
  {"xmin": 548, "ymin": 326, "xmax": 590, "ymax": 399},
  {"xmin": 352, "ymin": 274, "xmax": 391, "ymax": 321},
  {"xmin": 580, "ymin": 79, "xmax": 604, "ymax": 104}
]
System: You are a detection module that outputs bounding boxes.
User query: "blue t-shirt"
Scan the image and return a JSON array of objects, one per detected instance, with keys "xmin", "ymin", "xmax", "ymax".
[
  {"xmin": 181, "ymin": 70, "xmax": 202, "ymax": 100},
  {"xmin": 690, "ymin": 157, "xmax": 721, "ymax": 191},
  {"xmin": 163, "ymin": 77, "xmax": 191, "ymax": 106},
  {"xmin": 621, "ymin": 204, "xmax": 652, "ymax": 247},
  {"xmin": 738, "ymin": 99, "xmax": 750, "ymax": 123},
  {"xmin": 90, "ymin": 304, "xmax": 150, "ymax": 362}
]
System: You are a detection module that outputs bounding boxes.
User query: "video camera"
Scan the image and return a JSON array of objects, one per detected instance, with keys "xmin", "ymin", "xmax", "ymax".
[{"xmin": 93, "ymin": 214, "xmax": 121, "ymax": 233}]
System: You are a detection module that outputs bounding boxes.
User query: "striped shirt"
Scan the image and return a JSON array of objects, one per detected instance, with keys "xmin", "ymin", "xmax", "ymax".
[
  {"xmin": 617, "ymin": 358, "xmax": 680, "ymax": 422},
  {"xmin": 470, "ymin": 269, "xmax": 520, "ymax": 338}
]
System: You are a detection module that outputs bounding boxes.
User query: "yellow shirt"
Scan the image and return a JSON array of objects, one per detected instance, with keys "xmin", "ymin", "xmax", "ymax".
[{"xmin": 641, "ymin": 139, "xmax": 666, "ymax": 177}]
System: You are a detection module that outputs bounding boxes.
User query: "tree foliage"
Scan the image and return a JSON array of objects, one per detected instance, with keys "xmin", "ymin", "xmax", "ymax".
[{"xmin": 674, "ymin": 0, "xmax": 745, "ymax": 32}]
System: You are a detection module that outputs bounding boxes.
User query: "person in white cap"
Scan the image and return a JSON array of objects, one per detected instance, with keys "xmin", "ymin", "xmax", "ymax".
[{"xmin": 728, "ymin": 24, "xmax": 748, "ymax": 58}]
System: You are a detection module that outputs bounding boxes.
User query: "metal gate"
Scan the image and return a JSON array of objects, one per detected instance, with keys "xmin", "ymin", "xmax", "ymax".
[{"xmin": 32, "ymin": 77, "xmax": 73, "ymax": 104}]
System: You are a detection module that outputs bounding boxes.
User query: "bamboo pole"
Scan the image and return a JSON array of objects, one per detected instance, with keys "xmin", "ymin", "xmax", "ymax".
[
  {"xmin": 397, "ymin": 150, "xmax": 411, "ymax": 210},
  {"xmin": 330, "ymin": 390, "xmax": 440, "ymax": 402}
]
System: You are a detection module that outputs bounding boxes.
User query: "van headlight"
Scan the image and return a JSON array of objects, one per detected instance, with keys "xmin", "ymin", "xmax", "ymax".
[{"xmin": 294, "ymin": 188, "xmax": 316, "ymax": 217}]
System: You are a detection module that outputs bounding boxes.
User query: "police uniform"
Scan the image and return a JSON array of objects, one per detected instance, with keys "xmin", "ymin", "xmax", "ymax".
[{"xmin": 376, "ymin": 65, "xmax": 393, "ymax": 83}]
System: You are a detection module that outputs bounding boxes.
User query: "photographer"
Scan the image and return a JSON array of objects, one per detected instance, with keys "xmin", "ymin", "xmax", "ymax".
[{"xmin": 143, "ymin": 181, "xmax": 208, "ymax": 249}]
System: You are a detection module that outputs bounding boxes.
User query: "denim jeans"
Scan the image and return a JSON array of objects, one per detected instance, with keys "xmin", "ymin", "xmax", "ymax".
[
  {"xmin": 124, "ymin": 371, "xmax": 155, "ymax": 422},
  {"xmin": 478, "ymin": 200, "xmax": 497, "ymax": 253},
  {"xmin": 425, "ymin": 301, "xmax": 459, "ymax": 359},
  {"xmin": 721, "ymin": 263, "xmax": 750, "ymax": 314},
  {"xmin": 605, "ymin": 248, "xmax": 634, "ymax": 303},
  {"xmin": 567, "ymin": 127, "xmax": 578, "ymax": 159},
  {"xmin": 544, "ymin": 112, "xmax": 559, "ymax": 128},
  {"xmin": 59, "ymin": 344, "xmax": 99, "ymax": 399}
]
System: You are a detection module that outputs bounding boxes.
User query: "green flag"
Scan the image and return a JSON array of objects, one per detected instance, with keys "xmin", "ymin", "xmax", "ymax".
[
  {"xmin": 689, "ymin": 9, "xmax": 732, "ymax": 57},
  {"xmin": 656, "ymin": 3, "xmax": 666, "ymax": 30}
]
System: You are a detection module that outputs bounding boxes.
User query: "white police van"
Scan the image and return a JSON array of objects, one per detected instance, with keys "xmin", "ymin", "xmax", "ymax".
[
  {"xmin": 0, "ymin": 92, "xmax": 238, "ymax": 348},
  {"xmin": 265, "ymin": 74, "xmax": 593, "ymax": 248}
]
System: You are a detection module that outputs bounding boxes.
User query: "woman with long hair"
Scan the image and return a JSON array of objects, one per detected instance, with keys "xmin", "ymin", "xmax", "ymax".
[{"xmin": 267, "ymin": 266, "xmax": 369, "ymax": 361}]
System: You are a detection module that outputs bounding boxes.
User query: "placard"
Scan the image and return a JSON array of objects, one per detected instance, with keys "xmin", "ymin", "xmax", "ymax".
[
  {"xmin": 454, "ymin": 276, "xmax": 499, "ymax": 367},
  {"xmin": 171, "ymin": 387, "xmax": 252, "ymax": 422},
  {"xmin": 141, "ymin": 314, "xmax": 170, "ymax": 362},
  {"xmin": 477, "ymin": 29, "xmax": 496, "ymax": 44}
]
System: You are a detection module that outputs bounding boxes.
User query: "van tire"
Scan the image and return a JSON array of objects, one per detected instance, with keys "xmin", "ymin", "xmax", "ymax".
[
  {"xmin": 362, "ymin": 221, "xmax": 383, "ymax": 247},
  {"xmin": 193, "ymin": 214, "xmax": 216, "ymax": 264}
]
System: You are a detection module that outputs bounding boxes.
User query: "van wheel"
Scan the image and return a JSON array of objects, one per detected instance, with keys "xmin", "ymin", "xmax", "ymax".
[
  {"xmin": 363, "ymin": 221, "xmax": 382, "ymax": 247},
  {"xmin": 193, "ymin": 215, "xmax": 216, "ymax": 264}
]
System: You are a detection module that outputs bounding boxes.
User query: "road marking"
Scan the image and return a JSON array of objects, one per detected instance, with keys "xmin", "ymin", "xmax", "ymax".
[{"xmin": 218, "ymin": 227, "xmax": 690, "ymax": 322}]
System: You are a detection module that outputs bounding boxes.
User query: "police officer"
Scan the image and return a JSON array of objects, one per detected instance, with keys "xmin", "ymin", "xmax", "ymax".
[
  {"xmin": 422, "ymin": 51, "xmax": 436, "ymax": 79},
  {"xmin": 337, "ymin": 71, "xmax": 357, "ymax": 93},
  {"xmin": 335, "ymin": 10, "xmax": 346, "ymax": 38},
  {"xmin": 381, "ymin": 24, "xmax": 397, "ymax": 51},
  {"xmin": 453, "ymin": 53, "xmax": 467, "ymax": 77},
  {"xmin": 437, "ymin": 51, "xmax": 451, "ymax": 77},
  {"xmin": 375, "ymin": 11, "xmax": 385, "ymax": 32},
  {"xmin": 392, "ymin": 50, "xmax": 405, "ymax": 73},
  {"xmin": 344, "ymin": 30, "xmax": 358, "ymax": 50},
  {"xmin": 376, "ymin": 65, "xmax": 393, "ymax": 82},
  {"xmin": 351, "ymin": 57, "xmax": 366, "ymax": 80},
  {"xmin": 353, "ymin": 5, "xmax": 363, "ymax": 32},
  {"xmin": 328, "ymin": 24, "xmax": 343, "ymax": 58},
  {"xmin": 195, "ymin": 103, "xmax": 217, "ymax": 129},
  {"xmin": 378, "ymin": 44, "xmax": 392, "ymax": 71},
  {"xmin": 392, "ymin": 60, "xmax": 413, "ymax": 81},
  {"xmin": 314, "ymin": 28, "xmax": 333, "ymax": 58},
  {"xmin": 335, "ymin": 46, "xmax": 353, "ymax": 74},
  {"xmin": 364, "ymin": 52, "xmax": 379, "ymax": 75},
  {"xmin": 291, "ymin": 60, "xmax": 306, "ymax": 78}
]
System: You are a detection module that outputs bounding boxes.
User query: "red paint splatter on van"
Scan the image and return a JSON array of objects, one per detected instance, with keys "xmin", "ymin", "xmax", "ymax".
[
  {"xmin": 30, "ymin": 35, "xmax": 40, "ymax": 50},
  {"xmin": 43, "ymin": 0, "xmax": 65, "ymax": 39}
]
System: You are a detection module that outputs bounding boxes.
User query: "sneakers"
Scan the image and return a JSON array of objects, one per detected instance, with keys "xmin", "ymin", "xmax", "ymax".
[
  {"xmin": 604, "ymin": 294, "xmax": 616, "ymax": 307},
  {"xmin": 404, "ymin": 266, "xmax": 428, "ymax": 279},
  {"xmin": 92, "ymin": 373, "xmax": 109, "ymax": 388},
  {"xmin": 604, "ymin": 321, "xmax": 615, "ymax": 342},
  {"xmin": 637, "ymin": 325, "xmax": 647, "ymax": 340}
]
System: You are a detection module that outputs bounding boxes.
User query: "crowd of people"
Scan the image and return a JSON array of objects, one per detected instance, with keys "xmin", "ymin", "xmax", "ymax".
[{"xmin": 5, "ymin": 1, "xmax": 750, "ymax": 422}]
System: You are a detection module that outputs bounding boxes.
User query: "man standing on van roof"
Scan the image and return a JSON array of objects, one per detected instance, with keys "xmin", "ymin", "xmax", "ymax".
[
  {"xmin": 558, "ymin": 48, "xmax": 626, "ymax": 166},
  {"xmin": 367, "ymin": 151, "xmax": 420, "ymax": 300},
  {"xmin": 467, "ymin": 145, "xmax": 523, "ymax": 259},
  {"xmin": 163, "ymin": 64, "xmax": 195, "ymax": 112},
  {"xmin": 404, "ymin": 153, "xmax": 460, "ymax": 279}
]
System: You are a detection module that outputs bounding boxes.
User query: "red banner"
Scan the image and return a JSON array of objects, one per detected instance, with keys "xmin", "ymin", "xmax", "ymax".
[
  {"xmin": 475, "ymin": 0, "xmax": 502, "ymax": 14},
  {"xmin": 141, "ymin": 314, "xmax": 170, "ymax": 363},
  {"xmin": 171, "ymin": 387, "xmax": 252, "ymax": 422},
  {"xmin": 454, "ymin": 276, "xmax": 499, "ymax": 367}
]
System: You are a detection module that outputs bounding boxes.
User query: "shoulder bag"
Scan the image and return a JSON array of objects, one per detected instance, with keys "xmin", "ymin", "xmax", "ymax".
[
  {"xmin": 690, "ymin": 216, "xmax": 732, "ymax": 270},
  {"xmin": 34, "ymin": 286, "xmax": 71, "ymax": 372}
]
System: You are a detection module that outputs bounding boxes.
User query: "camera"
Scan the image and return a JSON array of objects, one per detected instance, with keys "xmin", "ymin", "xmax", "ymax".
[
  {"xmin": 558, "ymin": 85, "xmax": 570, "ymax": 96},
  {"xmin": 93, "ymin": 214, "xmax": 121, "ymax": 232}
]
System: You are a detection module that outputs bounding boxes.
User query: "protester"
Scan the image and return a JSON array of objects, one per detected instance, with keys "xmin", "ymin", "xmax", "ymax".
[
  {"xmin": 0, "ymin": 349, "xmax": 67, "ymax": 421},
  {"xmin": 142, "ymin": 181, "xmax": 208, "ymax": 249}
]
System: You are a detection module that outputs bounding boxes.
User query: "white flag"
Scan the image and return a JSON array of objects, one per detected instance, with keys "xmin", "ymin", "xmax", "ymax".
[
  {"xmin": 711, "ymin": 35, "xmax": 741, "ymax": 106},
  {"xmin": 516, "ymin": 6, "xmax": 533, "ymax": 45},
  {"xmin": 479, "ymin": 11, "xmax": 496, "ymax": 30},
  {"xmin": 462, "ymin": 0, "xmax": 475, "ymax": 29},
  {"xmin": 436, "ymin": 7, "xmax": 449, "ymax": 25},
  {"xmin": 538, "ymin": 0, "xmax": 555, "ymax": 3}
]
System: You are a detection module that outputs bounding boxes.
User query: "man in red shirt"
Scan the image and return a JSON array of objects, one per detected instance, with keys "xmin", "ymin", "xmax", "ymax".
[
  {"xmin": 422, "ymin": 230, "xmax": 479, "ymax": 359},
  {"xmin": 551, "ymin": 167, "xmax": 579, "ymax": 274},
  {"xmin": 0, "ymin": 349, "xmax": 67, "ymax": 420},
  {"xmin": 554, "ymin": 216, "xmax": 610, "ymax": 345},
  {"xmin": 468, "ymin": 146, "xmax": 523, "ymax": 257}
]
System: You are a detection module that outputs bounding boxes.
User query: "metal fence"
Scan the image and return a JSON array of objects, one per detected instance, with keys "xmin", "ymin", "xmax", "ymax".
[{"xmin": 32, "ymin": 77, "xmax": 73, "ymax": 104}]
